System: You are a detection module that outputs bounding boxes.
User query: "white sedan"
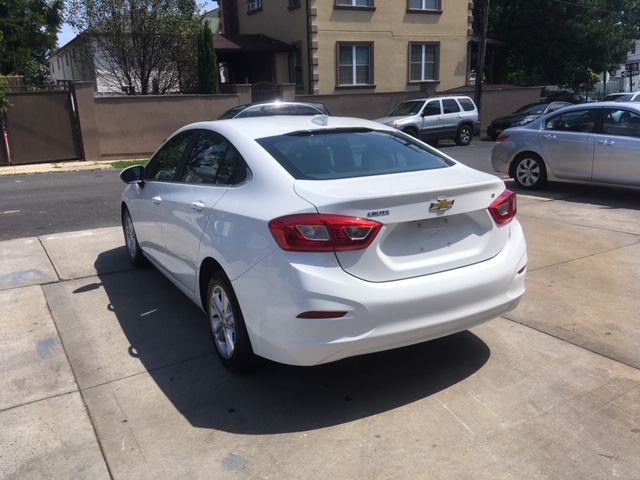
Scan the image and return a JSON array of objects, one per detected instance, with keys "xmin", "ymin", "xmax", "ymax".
[{"xmin": 120, "ymin": 115, "xmax": 527, "ymax": 371}]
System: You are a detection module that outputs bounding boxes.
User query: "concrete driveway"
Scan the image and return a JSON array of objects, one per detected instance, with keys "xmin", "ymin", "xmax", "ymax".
[{"xmin": 1, "ymin": 183, "xmax": 639, "ymax": 479}]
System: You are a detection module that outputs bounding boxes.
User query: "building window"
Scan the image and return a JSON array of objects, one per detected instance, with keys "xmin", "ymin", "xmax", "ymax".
[
  {"xmin": 290, "ymin": 47, "xmax": 303, "ymax": 86},
  {"xmin": 338, "ymin": 43, "xmax": 372, "ymax": 86},
  {"xmin": 288, "ymin": 0, "xmax": 301, "ymax": 8},
  {"xmin": 247, "ymin": 0, "xmax": 262, "ymax": 11},
  {"xmin": 408, "ymin": 0, "xmax": 440, "ymax": 10},
  {"xmin": 409, "ymin": 43, "xmax": 439, "ymax": 82},
  {"xmin": 336, "ymin": 0, "xmax": 374, "ymax": 7}
]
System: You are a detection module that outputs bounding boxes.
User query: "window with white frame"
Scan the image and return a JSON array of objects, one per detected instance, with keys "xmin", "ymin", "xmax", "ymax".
[
  {"xmin": 409, "ymin": 43, "xmax": 438, "ymax": 82},
  {"xmin": 408, "ymin": 0, "xmax": 440, "ymax": 10},
  {"xmin": 247, "ymin": 0, "xmax": 262, "ymax": 11},
  {"xmin": 338, "ymin": 43, "xmax": 372, "ymax": 86},
  {"xmin": 336, "ymin": 0, "xmax": 373, "ymax": 7}
]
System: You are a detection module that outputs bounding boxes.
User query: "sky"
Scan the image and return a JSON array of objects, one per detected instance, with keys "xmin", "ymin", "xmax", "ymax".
[{"xmin": 56, "ymin": 1, "xmax": 219, "ymax": 47}]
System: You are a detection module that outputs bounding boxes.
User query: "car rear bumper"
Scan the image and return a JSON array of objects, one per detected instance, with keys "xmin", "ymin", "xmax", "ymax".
[{"xmin": 232, "ymin": 220, "xmax": 527, "ymax": 366}]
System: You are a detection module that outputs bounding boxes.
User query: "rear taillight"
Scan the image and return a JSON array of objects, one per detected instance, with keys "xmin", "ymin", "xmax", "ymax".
[
  {"xmin": 496, "ymin": 134, "xmax": 509, "ymax": 143},
  {"xmin": 488, "ymin": 189, "xmax": 517, "ymax": 226},
  {"xmin": 268, "ymin": 214, "xmax": 382, "ymax": 252}
]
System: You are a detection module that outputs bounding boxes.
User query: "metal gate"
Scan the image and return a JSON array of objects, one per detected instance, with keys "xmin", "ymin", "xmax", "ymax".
[
  {"xmin": 1, "ymin": 89, "xmax": 82, "ymax": 166},
  {"xmin": 251, "ymin": 81, "xmax": 277, "ymax": 103}
]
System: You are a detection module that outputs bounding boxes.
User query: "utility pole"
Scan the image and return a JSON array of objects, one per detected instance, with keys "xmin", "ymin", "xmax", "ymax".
[{"xmin": 474, "ymin": 0, "xmax": 490, "ymax": 114}]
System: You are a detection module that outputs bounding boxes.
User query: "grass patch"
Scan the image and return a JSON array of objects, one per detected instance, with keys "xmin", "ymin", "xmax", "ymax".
[{"xmin": 110, "ymin": 159, "xmax": 146, "ymax": 169}]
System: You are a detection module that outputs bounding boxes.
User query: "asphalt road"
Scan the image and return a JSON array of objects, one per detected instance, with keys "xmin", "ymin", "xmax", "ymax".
[
  {"xmin": 0, "ymin": 141, "xmax": 499, "ymax": 241},
  {"xmin": 0, "ymin": 169, "xmax": 124, "ymax": 241}
]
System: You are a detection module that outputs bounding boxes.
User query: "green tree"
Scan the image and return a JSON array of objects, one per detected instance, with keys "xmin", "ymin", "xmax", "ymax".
[
  {"xmin": 0, "ymin": 0, "xmax": 63, "ymax": 80},
  {"xmin": 66, "ymin": 0, "xmax": 202, "ymax": 94},
  {"xmin": 197, "ymin": 20, "xmax": 220, "ymax": 94},
  {"xmin": 477, "ymin": 0, "xmax": 639, "ymax": 90}
]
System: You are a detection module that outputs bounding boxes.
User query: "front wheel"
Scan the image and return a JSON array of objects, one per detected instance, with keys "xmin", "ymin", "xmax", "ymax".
[
  {"xmin": 207, "ymin": 272, "xmax": 254, "ymax": 372},
  {"xmin": 122, "ymin": 208, "xmax": 146, "ymax": 266},
  {"xmin": 454, "ymin": 124, "xmax": 473, "ymax": 146},
  {"xmin": 513, "ymin": 153, "xmax": 547, "ymax": 190}
]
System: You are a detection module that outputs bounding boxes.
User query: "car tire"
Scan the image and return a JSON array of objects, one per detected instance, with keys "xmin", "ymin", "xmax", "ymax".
[
  {"xmin": 207, "ymin": 272, "xmax": 254, "ymax": 372},
  {"xmin": 122, "ymin": 208, "xmax": 146, "ymax": 267},
  {"xmin": 513, "ymin": 153, "xmax": 547, "ymax": 190},
  {"xmin": 402, "ymin": 127, "xmax": 418, "ymax": 138},
  {"xmin": 454, "ymin": 124, "xmax": 473, "ymax": 146}
]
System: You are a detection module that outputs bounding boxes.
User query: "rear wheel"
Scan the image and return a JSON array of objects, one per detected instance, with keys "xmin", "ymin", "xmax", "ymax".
[
  {"xmin": 513, "ymin": 153, "xmax": 547, "ymax": 190},
  {"xmin": 454, "ymin": 124, "xmax": 473, "ymax": 146},
  {"xmin": 122, "ymin": 208, "xmax": 146, "ymax": 266},
  {"xmin": 207, "ymin": 272, "xmax": 254, "ymax": 372}
]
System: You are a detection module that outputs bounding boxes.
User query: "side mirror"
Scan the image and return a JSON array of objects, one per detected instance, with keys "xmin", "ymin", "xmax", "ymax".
[{"xmin": 120, "ymin": 165, "xmax": 145, "ymax": 185}]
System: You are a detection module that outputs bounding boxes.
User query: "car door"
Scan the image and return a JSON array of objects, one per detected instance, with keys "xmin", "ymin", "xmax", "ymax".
[
  {"xmin": 162, "ymin": 130, "xmax": 247, "ymax": 292},
  {"xmin": 538, "ymin": 107, "xmax": 598, "ymax": 181},
  {"xmin": 129, "ymin": 131, "xmax": 194, "ymax": 267},
  {"xmin": 440, "ymin": 98, "xmax": 463, "ymax": 137},
  {"xmin": 592, "ymin": 107, "xmax": 640, "ymax": 186},
  {"xmin": 419, "ymin": 99, "xmax": 443, "ymax": 139}
]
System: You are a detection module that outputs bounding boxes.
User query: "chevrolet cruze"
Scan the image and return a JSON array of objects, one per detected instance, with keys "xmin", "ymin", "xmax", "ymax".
[{"xmin": 120, "ymin": 115, "xmax": 527, "ymax": 371}]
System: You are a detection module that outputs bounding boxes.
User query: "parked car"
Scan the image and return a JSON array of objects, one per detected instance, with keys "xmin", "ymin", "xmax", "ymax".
[
  {"xmin": 602, "ymin": 92, "xmax": 640, "ymax": 102},
  {"xmin": 491, "ymin": 102, "xmax": 640, "ymax": 190},
  {"xmin": 120, "ymin": 115, "xmax": 527, "ymax": 371},
  {"xmin": 487, "ymin": 101, "xmax": 572, "ymax": 140},
  {"xmin": 215, "ymin": 100, "xmax": 330, "ymax": 120},
  {"xmin": 374, "ymin": 95, "xmax": 481, "ymax": 146}
]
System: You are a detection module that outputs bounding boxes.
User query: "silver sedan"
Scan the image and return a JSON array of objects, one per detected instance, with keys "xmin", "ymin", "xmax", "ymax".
[{"xmin": 491, "ymin": 102, "xmax": 640, "ymax": 190}]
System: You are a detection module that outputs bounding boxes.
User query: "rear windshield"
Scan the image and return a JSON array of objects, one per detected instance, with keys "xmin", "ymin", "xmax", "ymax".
[{"xmin": 256, "ymin": 130, "xmax": 453, "ymax": 180}]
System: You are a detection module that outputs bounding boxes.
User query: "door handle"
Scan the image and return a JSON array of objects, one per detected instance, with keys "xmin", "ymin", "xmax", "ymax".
[
  {"xmin": 543, "ymin": 134, "xmax": 557, "ymax": 140},
  {"xmin": 597, "ymin": 139, "xmax": 615, "ymax": 146},
  {"xmin": 191, "ymin": 201, "xmax": 205, "ymax": 211},
  {"xmin": 152, "ymin": 196, "xmax": 162, "ymax": 204}
]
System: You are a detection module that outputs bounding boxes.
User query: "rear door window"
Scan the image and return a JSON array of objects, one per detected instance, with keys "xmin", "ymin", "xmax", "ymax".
[{"xmin": 442, "ymin": 99, "xmax": 461, "ymax": 114}]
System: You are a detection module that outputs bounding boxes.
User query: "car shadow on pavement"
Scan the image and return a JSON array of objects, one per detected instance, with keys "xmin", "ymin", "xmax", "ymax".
[
  {"xmin": 92, "ymin": 248, "xmax": 491, "ymax": 435},
  {"xmin": 506, "ymin": 180, "xmax": 640, "ymax": 211}
]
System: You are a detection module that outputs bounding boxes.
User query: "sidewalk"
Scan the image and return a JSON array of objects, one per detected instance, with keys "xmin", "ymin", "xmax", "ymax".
[
  {"xmin": 1, "ymin": 187, "xmax": 640, "ymax": 479},
  {"xmin": 0, "ymin": 159, "xmax": 136, "ymax": 176}
]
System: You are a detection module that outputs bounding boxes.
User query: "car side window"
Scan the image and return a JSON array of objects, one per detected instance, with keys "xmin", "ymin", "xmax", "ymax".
[
  {"xmin": 423, "ymin": 100, "xmax": 441, "ymax": 116},
  {"xmin": 145, "ymin": 131, "xmax": 193, "ymax": 181},
  {"xmin": 545, "ymin": 109, "xmax": 596, "ymax": 133},
  {"xmin": 181, "ymin": 131, "xmax": 248, "ymax": 185},
  {"xmin": 457, "ymin": 98, "xmax": 476, "ymax": 112},
  {"xmin": 263, "ymin": 104, "xmax": 293, "ymax": 116},
  {"xmin": 294, "ymin": 104, "xmax": 322, "ymax": 115},
  {"xmin": 602, "ymin": 109, "xmax": 640, "ymax": 137},
  {"xmin": 442, "ymin": 99, "xmax": 461, "ymax": 114}
]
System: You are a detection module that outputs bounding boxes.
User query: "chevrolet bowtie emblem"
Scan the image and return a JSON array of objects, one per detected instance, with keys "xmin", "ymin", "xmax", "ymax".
[{"xmin": 430, "ymin": 197, "xmax": 455, "ymax": 211}]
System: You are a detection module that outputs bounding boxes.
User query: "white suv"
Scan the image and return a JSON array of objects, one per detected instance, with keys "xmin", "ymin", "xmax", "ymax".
[{"xmin": 375, "ymin": 95, "xmax": 481, "ymax": 146}]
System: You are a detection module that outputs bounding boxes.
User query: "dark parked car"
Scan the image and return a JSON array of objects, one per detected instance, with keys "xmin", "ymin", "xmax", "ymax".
[
  {"xmin": 215, "ymin": 101, "xmax": 330, "ymax": 120},
  {"xmin": 487, "ymin": 101, "xmax": 572, "ymax": 140},
  {"xmin": 602, "ymin": 92, "xmax": 640, "ymax": 102}
]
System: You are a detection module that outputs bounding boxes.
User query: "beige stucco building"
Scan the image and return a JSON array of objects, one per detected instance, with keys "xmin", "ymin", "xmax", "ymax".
[{"xmin": 218, "ymin": 0, "xmax": 475, "ymax": 95}]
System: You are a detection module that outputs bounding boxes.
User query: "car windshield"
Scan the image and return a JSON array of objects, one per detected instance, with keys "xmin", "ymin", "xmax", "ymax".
[
  {"xmin": 215, "ymin": 105, "xmax": 248, "ymax": 120},
  {"xmin": 514, "ymin": 103, "xmax": 550, "ymax": 115},
  {"xmin": 388, "ymin": 101, "xmax": 425, "ymax": 116},
  {"xmin": 606, "ymin": 93, "xmax": 635, "ymax": 101},
  {"xmin": 256, "ymin": 129, "xmax": 453, "ymax": 180}
]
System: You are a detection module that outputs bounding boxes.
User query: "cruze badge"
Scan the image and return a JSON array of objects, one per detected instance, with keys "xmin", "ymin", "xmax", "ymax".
[
  {"xmin": 430, "ymin": 197, "xmax": 455, "ymax": 211},
  {"xmin": 367, "ymin": 210, "xmax": 389, "ymax": 218}
]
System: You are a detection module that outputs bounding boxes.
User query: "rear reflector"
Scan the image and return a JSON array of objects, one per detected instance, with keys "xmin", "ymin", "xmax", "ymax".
[
  {"xmin": 488, "ymin": 189, "xmax": 517, "ymax": 226},
  {"xmin": 297, "ymin": 311, "xmax": 348, "ymax": 319},
  {"xmin": 269, "ymin": 213, "xmax": 382, "ymax": 252}
]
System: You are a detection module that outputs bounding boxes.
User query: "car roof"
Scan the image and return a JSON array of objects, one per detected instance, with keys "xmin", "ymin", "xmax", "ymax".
[{"xmin": 178, "ymin": 115, "xmax": 395, "ymax": 141}]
